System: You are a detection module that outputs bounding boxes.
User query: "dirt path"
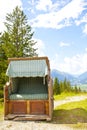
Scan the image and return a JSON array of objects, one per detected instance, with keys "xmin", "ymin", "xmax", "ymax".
[
  {"xmin": 0, "ymin": 95, "xmax": 87, "ymax": 130},
  {"xmin": 0, "ymin": 120, "xmax": 74, "ymax": 130},
  {"xmin": 54, "ymin": 95, "xmax": 87, "ymax": 108}
]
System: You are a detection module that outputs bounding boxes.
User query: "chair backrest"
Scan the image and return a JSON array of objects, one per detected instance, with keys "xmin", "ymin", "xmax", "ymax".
[
  {"xmin": 11, "ymin": 78, "xmax": 19, "ymax": 93},
  {"xmin": 11, "ymin": 77, "xmax": 48, "ymax": 94}
]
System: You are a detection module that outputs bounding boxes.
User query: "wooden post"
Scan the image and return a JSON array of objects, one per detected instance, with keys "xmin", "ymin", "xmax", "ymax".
[
  {"xmin": 4, "ymin": 82, "xmax": 10, "ymax": 117},
  {"xmin": 48, "ymin": 78, "xmax": 53, "ymax": 120},
  {"xmin": 27, "ymin": 101, "xmax": 30, "ymax": 114}
]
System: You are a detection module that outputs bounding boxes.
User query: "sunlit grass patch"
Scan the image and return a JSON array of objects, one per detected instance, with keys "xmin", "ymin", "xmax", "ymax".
[
  {"xmin": 55, "ymin": 99, "xmax": 87, "ymax": 110},
  {"xmin": 0, "ymin": 103, "xmax": 4, "ymax": 121},
  {"xmin": 69, "ymin": 123, "xmax": 87, "ymax": 129},
  {"xmin": 54, "ymin": 92, "xmax": 87, "ymax": 101},
  {"xmin": 53, "ymin": 99, "xmax": 87, "ymax": 124}
]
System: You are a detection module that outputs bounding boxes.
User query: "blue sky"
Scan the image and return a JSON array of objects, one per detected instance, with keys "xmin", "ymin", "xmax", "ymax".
[{"xmin": 0, "ymin": 0, "xmax": 87, "ymax": 75}]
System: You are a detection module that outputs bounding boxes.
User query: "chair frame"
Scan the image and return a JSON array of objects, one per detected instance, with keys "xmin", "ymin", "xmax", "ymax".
[{"xmin": 4, "ymin": 57, "xmax": 53, "ymax": 121}]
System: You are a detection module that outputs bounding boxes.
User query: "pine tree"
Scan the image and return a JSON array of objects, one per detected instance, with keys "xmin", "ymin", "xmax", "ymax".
[
  {"xmin": 78, "ymin": 87, "xmax": 81, "ymax": 92},
  {"xmin": 67, "ymin": 80, "xmax": 72, "ymax": 92},
  {"xmin": 74, "ymin": 84, "xmax": 78, "ymax": 93},
  {"xmin": 53, "ymin": 77, "xmax": 61, "ymax": 95},
  {"xmin": 2, "ymin": 6, "xmax": 38, "ymax": 57},
  {"xmin": 63, "ymin": 78, "xmax": 67, "ymax": 92},
  {"xmin": 0, "ymin": 36, "xmax": 8, "ymax": 98},
  {"xmin": 60, "ymin": 81, "xmax": 64, "ymax": 92}
]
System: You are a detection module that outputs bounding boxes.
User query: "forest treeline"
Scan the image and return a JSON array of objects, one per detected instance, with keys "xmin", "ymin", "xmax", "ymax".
[{"xmin": 53, "ymin": 77, "xmax": 81, "ymax": 95}]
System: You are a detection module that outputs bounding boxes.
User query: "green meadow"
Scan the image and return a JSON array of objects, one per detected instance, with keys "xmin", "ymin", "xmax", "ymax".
[
  {"xmin": 53, "ymin": 92, "xmax": 87, "ymax": 129},
  {"xmin": 0, "ymin": 103, "xmax": 4, "ymax": 121}
]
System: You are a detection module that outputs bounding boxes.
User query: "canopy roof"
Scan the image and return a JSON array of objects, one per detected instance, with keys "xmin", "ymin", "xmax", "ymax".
[{"xmin": 6, "ymin": 57, "xmax": 50, "ymax": 77}]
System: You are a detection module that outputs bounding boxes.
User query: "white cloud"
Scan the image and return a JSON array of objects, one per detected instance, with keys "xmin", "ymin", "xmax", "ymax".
[
  {"xmin": 59, "ymin": 41, "xmax": 70, "ymax": 47},
  {"xmin": 50, "ymin": 52, "xmax": 87, "ymax": 75},
  {"xmin": 34, "ymin": 39, "xmax": 46, "ymax": 56},
  {"xmin": 75, "ymin": 13, "xmax": 87, "ymax": 26},
  {"xmin": 50, "ymin": 54, "xmax": 60, "ymax": 70},
  {"xmin": 30, "ymin": 0, "xmax": 87, "ymax": 29},
  {"xmin": 36, "ymin": 0, "xmax": 52, "ymax": 11},
  {"xmin": 75, "ymin": 13, "xmax": 87, "ymax": 35},
  {"xmin": 83, "ymin": 24, "xmax": 87, "ymax": 35},
  {"xmin": 0, "ymin": 0, "xmax": 22, "ymax": 32}
]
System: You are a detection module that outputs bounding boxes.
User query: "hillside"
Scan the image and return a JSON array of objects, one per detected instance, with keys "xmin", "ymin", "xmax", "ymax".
[
  {"xmin": 51, "ymin": 69, "xmax": 75, "ymax": 81},
  {"xmin": 51, "ymin": 69, "xmax": 87, "ymax": 85}
]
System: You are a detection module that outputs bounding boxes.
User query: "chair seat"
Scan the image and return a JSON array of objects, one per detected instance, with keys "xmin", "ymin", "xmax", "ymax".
[{"xmin": 9, "ymin": 93, "xmax": 48, "ymax": 100}]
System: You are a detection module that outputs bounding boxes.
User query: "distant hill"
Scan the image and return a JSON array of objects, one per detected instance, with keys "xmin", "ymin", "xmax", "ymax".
[
  {"xmin": 51, "ymin": 69, "xmax": 75, "ymax": 81},
  {"xmin": 77, "ymin": 72, "xmax": 87, "ymax": 84},
  {"xmin": 51, "ymin": 69, "xmax": 87, "ymax": 85}
]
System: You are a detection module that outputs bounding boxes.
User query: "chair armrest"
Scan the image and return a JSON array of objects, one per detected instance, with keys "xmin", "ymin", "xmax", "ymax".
[
  {"xmin": 4, "ymin": 82, "xmax": 10, "ymax": 99},
  {"xmin": 48, "ymin": 78, "xmax": 53, "ymax": 87}
]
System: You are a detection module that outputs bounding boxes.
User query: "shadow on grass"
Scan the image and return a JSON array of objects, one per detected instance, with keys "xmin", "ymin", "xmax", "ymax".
[{"xmin": 52, "ymin": 108, "xmax": 87, "ymax": 124}]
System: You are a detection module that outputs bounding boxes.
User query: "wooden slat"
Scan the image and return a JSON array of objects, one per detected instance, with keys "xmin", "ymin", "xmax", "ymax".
[
  {"xmin": 45, "ymin": 101, "xmax": 49, "ymax": 115},
  {"xmin": 6, "ymin": 114, "xmax": 51, "ymax": 121},
  {"xmin": 30, "ymin": 101, "xmax": 45, "ymax": 115},
  {"xmin": 27, "ymin": 101, "xmax": 30, "ymax": 114},
  {"xmin": 12, "ymin": 101, "xmax": 27, "ymax": 114},
  {"xmin": 9, "ymin": 101, "xmax": 12, "ymax": 114}
]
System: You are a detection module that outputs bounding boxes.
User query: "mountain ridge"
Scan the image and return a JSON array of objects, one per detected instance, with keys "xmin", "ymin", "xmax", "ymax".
[{"xmin": 51, "ymin": 69, "xmax": 87, "ymax": 85}]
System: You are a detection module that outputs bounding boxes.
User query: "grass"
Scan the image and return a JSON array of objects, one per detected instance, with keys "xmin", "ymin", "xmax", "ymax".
[
  {"xmin": 53, "ymin": 92, "xmax": 87, "ymax": 129},
  {"xmin": 70, "ymin": 123, "xmax": 87, "ymax": 129},
  {"xmin": 54, "ymin": 99, "xmax": 87, "ymax": 123},
  {"xmin": 54, "ymin": 91, "xmax": 87, "ymax": 100},
  {"xmin": 0, "ymin": 103, "xmax": 4, "ymax": 121},
  {"xmin": 55, "ymin": 99, "xmax": 87, "ymax": 110}
]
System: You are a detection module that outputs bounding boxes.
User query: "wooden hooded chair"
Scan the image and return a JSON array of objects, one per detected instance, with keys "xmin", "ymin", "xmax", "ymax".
[{"xmin": 4, "ymin": 57, "xmax": 53, "ymax": 121}]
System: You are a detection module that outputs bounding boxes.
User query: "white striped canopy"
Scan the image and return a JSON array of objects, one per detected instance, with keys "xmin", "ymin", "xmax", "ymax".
[{"xmin": 6, "ymin": 59, "xmax": 48, "ymax": 77}]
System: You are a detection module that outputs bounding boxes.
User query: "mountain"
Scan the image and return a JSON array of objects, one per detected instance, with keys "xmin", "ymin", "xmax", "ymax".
[
  {"xmin": 51, "ymin": 69, "xmax": 87, "ymax": 85},
  {"xmin": 77, "ymin": 72, "xmax": 87, "ymax": 84},
  {"xmin": 51, "ymin": 69, "xmax": 75, "ymax": 81}
]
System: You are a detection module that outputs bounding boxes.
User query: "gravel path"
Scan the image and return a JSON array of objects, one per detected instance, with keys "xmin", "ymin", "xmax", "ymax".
[
  {"xmin": 0, "ymin": 95, "xmax": 87, "ymax": 130},
  {"xmin": 0, "ymin": 120, "xmax": 74, "ymax": 130},
  {"xmin": 54, "ymin": 95, "xmax": 87, "ymax": 108}
]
